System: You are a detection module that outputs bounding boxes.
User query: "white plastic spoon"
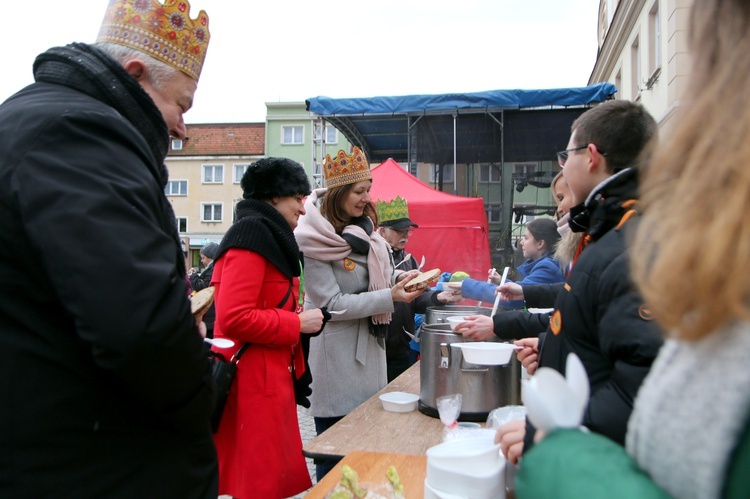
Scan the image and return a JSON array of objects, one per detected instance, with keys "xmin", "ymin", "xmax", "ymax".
[
  {"xmin": 490, "ymin": 266, "xmax": 510, "ymax": 317},
  {"xmin": 204, "ymin": 337, "xmax": 235, "ymax": 349},
  {"xmin": 525, "ymin": 367, "xmax": 582, "ymax": 431},
  {"xmin": 475, "ymin": 267, "xmax": 496, "ymax": 311}
]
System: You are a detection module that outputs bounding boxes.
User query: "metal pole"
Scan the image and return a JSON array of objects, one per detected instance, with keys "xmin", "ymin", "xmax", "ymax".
[{"xmin": 453, "ymin": 111, "xmax": 457, "ymax": 194}]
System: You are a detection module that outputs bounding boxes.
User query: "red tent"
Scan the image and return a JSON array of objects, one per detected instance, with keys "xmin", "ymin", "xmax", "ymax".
[{"xmin": 370, "ymin": 159, "xmax": 491, "ymax": 279}]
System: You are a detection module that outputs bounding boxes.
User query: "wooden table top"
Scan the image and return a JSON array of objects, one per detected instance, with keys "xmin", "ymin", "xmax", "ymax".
[
  {"xmin": 303, "ymin": 451, "xmax": 427, "ymax": 499},
  {"xmin": 303, "ymin": 362, "xmax": 461, "ymax": 459}
]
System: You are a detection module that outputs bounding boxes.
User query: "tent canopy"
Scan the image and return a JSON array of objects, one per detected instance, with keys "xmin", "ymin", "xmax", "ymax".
[
  {"xmin": 371, "ymin": 159, "xmax": 491, "ymax": 279},
  {"xmin": 306, "ymin": 83, "xmax": 616, "ymax": 164}
]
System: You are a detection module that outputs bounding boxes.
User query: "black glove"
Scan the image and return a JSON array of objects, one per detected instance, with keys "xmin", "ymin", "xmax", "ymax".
[
  {"xmin": 293, "ymin": 337, "xmax": 313, "ymax": 408},
  {"xmin": 314, "ymin": 306, "xmax": 332, "ymax": 336}
]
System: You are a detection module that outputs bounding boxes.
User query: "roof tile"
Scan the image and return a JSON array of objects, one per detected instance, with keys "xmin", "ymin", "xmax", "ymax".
[{"xmin": 170, "ymin": 123, "xmax": 265, "ymax": 156}]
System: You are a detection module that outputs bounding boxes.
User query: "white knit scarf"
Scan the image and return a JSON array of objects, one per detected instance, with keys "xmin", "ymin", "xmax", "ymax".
[
  {"xmin": 295, "ymin": 188, "xmax": 393, "ymax": 324},
  {"xmin": 626, "ymin": 321, "xmax": 750, "ymax": 498}
]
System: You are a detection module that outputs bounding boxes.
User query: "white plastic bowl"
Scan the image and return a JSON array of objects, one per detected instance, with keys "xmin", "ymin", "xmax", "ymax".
[
  {"xmin": 426, "ymin": 434, "xmax": 502, "ymax": 473},
  {"xmin": 379, "ymin": 391, "xmax": 420, "ymax": 412},
  {"xmin": 426, "ymin": 458, "xmax": 505, "ymax": 498},
  {"xmin": 452, "ymin": 342, "xmax": 518, "ymax": 365},
  {"xmin": 446, "ymin": 316, "xmax": 468, "ymax": 331}
]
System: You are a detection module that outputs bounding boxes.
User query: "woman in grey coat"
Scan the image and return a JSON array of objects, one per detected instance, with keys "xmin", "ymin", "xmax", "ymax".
[{"xmin": 295, "ymin": 147, "xmax": 423, "ymax": 480}]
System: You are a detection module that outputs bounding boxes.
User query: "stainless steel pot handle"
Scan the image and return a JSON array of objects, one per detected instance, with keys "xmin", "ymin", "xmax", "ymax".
[{"xmin": 439, "ymin": 343, "xmax": 450, "ymax": 368}]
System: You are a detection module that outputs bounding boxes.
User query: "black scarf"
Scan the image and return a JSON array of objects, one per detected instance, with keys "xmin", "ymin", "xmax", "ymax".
[
  {"xmin": 216, "ymin": 199, "xmax": 301, "ymax": 279},
  {"xmin": 32, "ymin": 42, "xmax": 185, "ymax": 276},
  {"xmin": 341, "ymin": 216, "xmax": 374, "ymax": 255}
]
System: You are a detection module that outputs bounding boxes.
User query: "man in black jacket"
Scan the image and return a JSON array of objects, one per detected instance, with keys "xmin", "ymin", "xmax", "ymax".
[
  {"xmin": 189, "ymin": 241, "xmax": 219, "ymax": 338},
  {"xmin": 376, "ymin": 197, "xmax": 461, "ymax": 381},
  {"xmin": 496, "ymin": 100, "xmax": 664, "ymax": 464},
  {"xmin": 0, "ymin": 1, "xmax": 217, "ymax": 497}
]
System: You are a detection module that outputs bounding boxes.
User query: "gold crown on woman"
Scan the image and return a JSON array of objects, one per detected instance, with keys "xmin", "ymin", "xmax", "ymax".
[
  {"xmin": 323, "ymin": 146, "xmax": 372, "ymax": 188},
  {"xmin": 96, "ymin": 0, "xmax": 210, "ymax": 81}
]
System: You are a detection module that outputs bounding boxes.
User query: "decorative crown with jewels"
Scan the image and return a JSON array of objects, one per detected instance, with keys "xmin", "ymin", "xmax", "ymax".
[
  {"xmin": 322, "ymin": 146, "xmax": 372, "ymax": 188},
  {"xmin": 96, "ymin": 0, "xmax": 210, "ymax": 81},
  {"xmin": 376, "ymin": 196, "xmax": 410, "ymax": 224}
]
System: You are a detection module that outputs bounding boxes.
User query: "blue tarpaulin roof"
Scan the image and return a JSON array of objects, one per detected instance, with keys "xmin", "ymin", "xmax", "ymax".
[
  {"xmin": 306, "ymin": 82, "xmax": 617, "ymax": 116},
  {"xmin": 305, "ymin": 83, "xmax": 617, "ymax": 164}
]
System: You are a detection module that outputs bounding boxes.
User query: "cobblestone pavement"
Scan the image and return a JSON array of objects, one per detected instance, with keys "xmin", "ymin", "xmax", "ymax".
[{"xmin": 293, "ymin": 405, "xmax": 318, "ymax": 497}]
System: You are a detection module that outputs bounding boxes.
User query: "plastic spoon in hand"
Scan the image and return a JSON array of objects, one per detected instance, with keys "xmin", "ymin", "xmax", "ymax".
[
  {"xmin": 327, "ymin": 309, "xmax": 347, "ymax": 315},
  {"xmin": 204, "ymin": 338, "xmax": 235, "ymax": 349},
  {"xmin": 418, "ymin": 255, "xmax": 426, "ymax": 271},
  {"xmin": 491, "ymin": 266, "xmax": 510, "ymax": 317},
  {"xmin": 475, "ymin": 267, "xmax": 496, "ymax": 312}
]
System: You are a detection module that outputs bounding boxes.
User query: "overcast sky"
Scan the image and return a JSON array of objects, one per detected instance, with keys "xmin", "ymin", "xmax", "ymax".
[{"xmin": 4, "ymin": 0, "xmax": 600, "ymax": 124}]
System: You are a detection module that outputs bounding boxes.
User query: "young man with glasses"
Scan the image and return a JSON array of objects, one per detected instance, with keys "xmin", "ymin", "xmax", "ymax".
[{"xmin": 496, "ymin": 100, "xmax": 664, "ymax": 464}]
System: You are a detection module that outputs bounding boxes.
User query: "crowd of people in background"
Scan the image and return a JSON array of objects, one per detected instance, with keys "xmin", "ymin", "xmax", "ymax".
[{"xmin": 2, "ymin": 0, "xmax": 749, "ymax": 497}]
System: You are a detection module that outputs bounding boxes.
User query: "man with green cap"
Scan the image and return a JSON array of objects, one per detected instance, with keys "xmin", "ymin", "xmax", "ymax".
[{"xmin": 376, "ymin": 196, "xmax": 460, "ymax": 381}]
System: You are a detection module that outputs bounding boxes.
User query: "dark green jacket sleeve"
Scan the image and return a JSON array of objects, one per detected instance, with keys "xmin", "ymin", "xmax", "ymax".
[{"xmin": 516, "ymin": 429, "xmax": 669, "ymax": 499}]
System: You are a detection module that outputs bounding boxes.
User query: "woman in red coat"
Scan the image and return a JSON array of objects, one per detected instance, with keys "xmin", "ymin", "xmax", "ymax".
[{"xmin": 211, "ymin": 158, "xmax": 324, "ymax": 498}]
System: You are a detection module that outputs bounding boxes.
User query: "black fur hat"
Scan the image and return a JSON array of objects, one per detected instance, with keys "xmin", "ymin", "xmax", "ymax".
[{"xmin": 241, "ymin": 157, "xmax": 311, "ymax": 200}]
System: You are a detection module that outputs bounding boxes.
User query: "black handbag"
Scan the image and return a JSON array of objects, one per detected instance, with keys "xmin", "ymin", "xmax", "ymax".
[
  {"xmin": 209, "ymin": 344, "xmax": 249, "ymax": 433},
  {"xmin": 209, "ymin": 281, "xmax": 293, "ymax": 433}
]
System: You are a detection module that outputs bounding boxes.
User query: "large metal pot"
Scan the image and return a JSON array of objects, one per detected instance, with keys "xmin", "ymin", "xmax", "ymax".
[
  {"xmin": 419, "ymin": 323, "xmax": 521, "ymax": 422},
  {"xmin": 425, "ymin": 305, "xmax": 493, "ymax": 325}
]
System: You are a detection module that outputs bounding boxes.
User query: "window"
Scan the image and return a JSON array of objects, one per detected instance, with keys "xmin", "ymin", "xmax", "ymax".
[
  {"xmin": 202, "ymin": 164, "xmax": 224, "ymax": 183},
  {"xmin": 631, "ymin": 35, "xmax": 641, "ymax": 98},
  {"xmin": 176, "ymin": 217, "xmax": 187, "ymax": 233},
  {"xmin": 479, "ymin": 163, "xmax": 501, "ymax": 183},
  {"xmin": 232, "ymin": 199, "xmax": 242, "ymax": 222},
  {"xmin": 233, "ymin": 163, "xmax": 250, "ymax": 183},
  {"xmin": 282, "ymin": 125, "xmax": 304, "ymax": 144},
  {"xmin": 648, "ymin": 3, "xmax": 661, "ymax": 75},
  {"xmin": 429, "ymin": 164, "xmax": 454, "ymax": 183},
  {"xmin": 485, "ymin": 203, "xmax": 502, "ymax": 223},
  {"xmin": 171, "ymin": 139, "xmax": 183, "ymax": 150},
  {"xmin": 615, "ymin": 69, "xmax": 622, "ymax": 99},
  {"xmin": 201, "ymin": 203, "xmax": 223, "ymax": 222},
  {"xmin": 513, "ymin": 163, "xmax": 537, "ymax": 176},
  {"xmin": 165, "ymin": 180, "xmax": 187, "ymax": 196},
  {"xmin": 313, "ymin": 124, "xmax": 338, "ymax": 144}
]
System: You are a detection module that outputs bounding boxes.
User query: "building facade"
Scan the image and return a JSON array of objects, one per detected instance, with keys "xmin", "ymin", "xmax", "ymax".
[
  {"xmin": 265, "ymin": 101, "xmax": 352, "ymax": 188},
  {"xmin": 590, "ymin": 0, "xmax": 693, "ymax": 128},
  {"xmin": 166, "ymin": 123, "xmax": 264, "ymax": 270}
]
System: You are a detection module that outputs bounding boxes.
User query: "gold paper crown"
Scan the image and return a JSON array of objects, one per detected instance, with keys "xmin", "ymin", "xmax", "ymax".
[
  {"xmin": 377, "ymin": 196, "xmax": 410, "ymax": 224},
  {"xmin": 96, "ymin": 0, "xmax": 210, "ymax": 81},
  {"xmin": 323, "ymin": 146, "xmax": 372, "ymax": 188}
]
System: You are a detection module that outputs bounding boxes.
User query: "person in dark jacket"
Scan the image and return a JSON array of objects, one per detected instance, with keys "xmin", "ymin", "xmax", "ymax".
[
  {"xmin": 189, "ymin": 242, "xmax": 219, "ymax": 338},
  {"xmin": 376, "ymin": 196, "xmax": 461, "ymax": 381},
  {"xmin": 0, "ymin": 2, "xmax": 217, "ymax": 497},
  {"xmin": 495, "ymin": 100, "xmax": 664, "ymax": 465}
]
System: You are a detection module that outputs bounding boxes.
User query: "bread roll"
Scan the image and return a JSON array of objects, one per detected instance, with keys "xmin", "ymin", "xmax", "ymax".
[{"xmin": 404, "ymin": 268, "xmax": 441, "ymax": 292}]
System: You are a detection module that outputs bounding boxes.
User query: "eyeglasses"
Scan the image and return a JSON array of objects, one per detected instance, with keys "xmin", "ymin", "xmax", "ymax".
[
  {"xmin": 556, "ymin": 145, "xmax": 588, "ymax": 166},
  {"xmin": 390, "ymin": 227, "xmax": 414, "ymax": 237},
  {"xmin": 557, "ymin": 144, "xmax": 607, "ymax": 167}
]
